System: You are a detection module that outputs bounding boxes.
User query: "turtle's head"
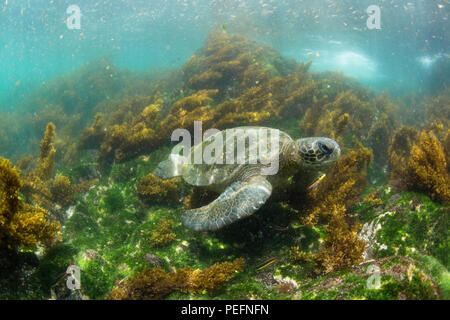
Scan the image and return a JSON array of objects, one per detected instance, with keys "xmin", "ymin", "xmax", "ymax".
[{"xmin": 296, "ymin": 137, "xmax": 341, "ymax": 167}]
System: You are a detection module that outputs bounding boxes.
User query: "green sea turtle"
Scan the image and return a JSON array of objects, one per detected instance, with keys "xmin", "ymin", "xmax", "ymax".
[{"xmin": 155, "ymin": 127, "xmax": 341, "ymax": 231}]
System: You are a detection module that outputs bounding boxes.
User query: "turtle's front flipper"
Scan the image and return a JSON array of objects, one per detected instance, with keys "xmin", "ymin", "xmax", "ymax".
[{"xmin": 181, "ymin": 176, "xmax": 272, "ymax": 231}]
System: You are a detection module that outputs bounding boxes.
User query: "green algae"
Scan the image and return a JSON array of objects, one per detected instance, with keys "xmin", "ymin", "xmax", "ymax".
[
  {"xmin": 412, "ymin": 254, "xmax": 450, "ymax": 299},
  {"xmin": 20, "ymin": 147, "xmax": 441, "ymax": 301},
  {"xmin": 13, "ymin": 107, "xmax": 445, "ymax": 300},
  {"xmin": 57, "ymin": 165, "xmax": 448, "ymax": 300}
]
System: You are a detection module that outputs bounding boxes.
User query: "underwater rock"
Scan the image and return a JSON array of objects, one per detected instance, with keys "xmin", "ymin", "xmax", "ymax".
[
  {"xmin": 388, "ymin": 126, "xmax": 420, "ymax": 186},
  {"xmin": 274, "ymin": 276, "xmax": 298, "ymax": 295},
  {"xmin": 408, "ymin": 130, "xmax": 450, "ymax": 204},
  {"xmin": 143, "ymin": 253, "xmax": 164, "ymax": 268},
  {"xmin": 314, "ymin": 204, "xmax": 366, "ymax": 274},
  {"xmin": 355, "ymin": 188, "xmax": 449, "ymax": 300},
  {"xmin": 109, "ymin": 257, "xmax": 245, "ymax": 299},
  {"xmin": 49, "ymin": 175, "xmax": 75, "ymax": 208},
  {"xmin": 255, "ymin": 269, "xmax": 278, "ymax": 287},
  {"xmin": 156, "ymin": 89, "xmax": 217, "ymax": 140},
  {"xmin": 37, "ymin": 122, "xmax": 56, "ymax": 181},
  {"xmin": 97, "ymin": 96, "xmax": 162, "ymax": 169},
  {"xmin": 390, "ymin": 127, "xmax": 450, "ymax": 204}
]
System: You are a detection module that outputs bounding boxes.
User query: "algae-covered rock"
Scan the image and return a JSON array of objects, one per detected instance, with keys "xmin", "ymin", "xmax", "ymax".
[
  {"xmin": 358, "ymin": 190, "xmax": 448, "ymax": 268},
  {"xmin": 296, "ymin": 256, "xmax": 442, "ymax": 300},
  {"xmin": 355, "ymin": 190, "xmax": 449, "ymax": 299}
]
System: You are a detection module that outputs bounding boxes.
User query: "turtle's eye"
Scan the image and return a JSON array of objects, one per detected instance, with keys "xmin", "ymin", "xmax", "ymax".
[{"xmin": 318, "ymin": 142, "xmax": 332, "ymax": 155}]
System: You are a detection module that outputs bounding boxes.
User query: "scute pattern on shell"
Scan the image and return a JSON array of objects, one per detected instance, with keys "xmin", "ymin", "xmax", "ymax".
[{"xmin": 181, "ymin": 127, "xmax": 293, "ymax": 186}]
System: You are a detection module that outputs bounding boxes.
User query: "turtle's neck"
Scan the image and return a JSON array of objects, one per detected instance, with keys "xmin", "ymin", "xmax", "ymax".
[{"xmin": 282, "ymin": 140, "xmax": 302, "ymax": 168}]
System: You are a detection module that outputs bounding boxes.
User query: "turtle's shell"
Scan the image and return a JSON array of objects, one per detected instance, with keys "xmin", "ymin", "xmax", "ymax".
[{"xmin": 181, "ymin": 127, "xmax": 293, "ymax": 186}]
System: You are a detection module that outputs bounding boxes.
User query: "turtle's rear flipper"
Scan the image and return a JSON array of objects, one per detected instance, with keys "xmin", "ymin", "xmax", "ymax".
[
  {"xmin": 181, "ymin": 176, "xmax": 272, "ymax": 231},
  {"xmin": 155, "ymin": 154, "xmax": 185, "ymax": 179}
]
